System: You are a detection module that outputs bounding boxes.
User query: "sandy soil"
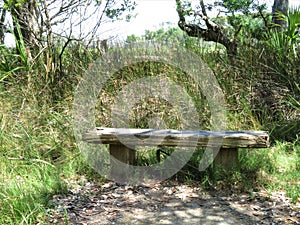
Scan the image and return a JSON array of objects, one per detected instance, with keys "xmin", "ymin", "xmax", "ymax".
[{"xmin": 48, "ymin": 178, "xmax": 300, "ymax": 225}]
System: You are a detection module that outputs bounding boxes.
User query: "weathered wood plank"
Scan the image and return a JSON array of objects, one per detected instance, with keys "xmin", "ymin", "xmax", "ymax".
[
  {"xmin": 214, "ymin": 148, "xmax": 239, "ymax": 170},
  {"xmin": 83, "ymin": 127, "xmax": 270, "ymax": 148},
  {"xmin": 110, "ymin": 144, "xmax": 136, "ymax": 179}
]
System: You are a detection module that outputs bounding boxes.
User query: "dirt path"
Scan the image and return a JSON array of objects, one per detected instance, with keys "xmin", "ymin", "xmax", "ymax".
[{"xmin": 48, "ymin": 177, "xmax": 300, "ymax": 225}]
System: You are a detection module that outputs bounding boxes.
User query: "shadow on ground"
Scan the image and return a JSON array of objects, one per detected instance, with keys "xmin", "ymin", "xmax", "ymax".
[{"xmin": 47, "ymin": 178, "xmax": 300, "ymax": 225}]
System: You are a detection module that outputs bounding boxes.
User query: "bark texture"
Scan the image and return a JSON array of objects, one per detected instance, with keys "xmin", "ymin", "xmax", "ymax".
[
  {"xmin": 175, "ymin": 0, "xmax": 237, "ymax": 56},
  {"xmin": 272, "ymin": 0, "xmax": 289, "ymax": 29}
]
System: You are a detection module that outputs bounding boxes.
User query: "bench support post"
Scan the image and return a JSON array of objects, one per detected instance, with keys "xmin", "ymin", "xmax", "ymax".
[
  {"xmin": 109, "ymin": 144, "xmax": 136, "ymax": 180},
  {"xmin": 214, "ymin": 148, "xmax": 239, "ymax": 170}
]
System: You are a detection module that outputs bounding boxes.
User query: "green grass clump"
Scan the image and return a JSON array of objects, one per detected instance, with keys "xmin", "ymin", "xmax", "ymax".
[
  {"xmin": 265, "ymin": 142, "xmax": 300, "ymax": 203},
  {"xmin": 236, "ymin": 141, "xmax": 300, "ymax": 202},
  {"xmin": 0, "ymin": 87, "xmax": 93, "ymax": 224},
  {"xmin": 0, "ymin": 162, "xmax": 67, "ymax": 224}
]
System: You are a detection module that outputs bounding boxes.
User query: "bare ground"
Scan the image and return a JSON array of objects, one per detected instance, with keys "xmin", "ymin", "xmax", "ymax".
[{"xmin": 48, "ymin": 177, "xmax": 300, "ymax": 225}]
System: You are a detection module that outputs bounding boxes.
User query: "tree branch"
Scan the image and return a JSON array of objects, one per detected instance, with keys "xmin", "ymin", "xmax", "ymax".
[
  {"xmin": 175, "ymin": 0, "xmax": 237, "ymax": 56},
  {"xmin": 199, "ymin": 0, "xmax": 207, "ymax": 17}
]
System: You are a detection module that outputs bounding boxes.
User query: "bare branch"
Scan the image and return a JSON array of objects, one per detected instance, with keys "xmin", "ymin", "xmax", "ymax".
[
  {"xmin": 190, "ymin": 10, "xmax": 220, "ymax": 32},
  {"xmin": 199, "ymin": 0, "xmax": 207, "ymax": 17}
]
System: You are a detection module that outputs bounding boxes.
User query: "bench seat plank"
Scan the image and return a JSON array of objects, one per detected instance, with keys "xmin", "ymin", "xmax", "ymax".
[{"xmin": 83, "ymin": 127, "xmax": 270, "ymax": 148}]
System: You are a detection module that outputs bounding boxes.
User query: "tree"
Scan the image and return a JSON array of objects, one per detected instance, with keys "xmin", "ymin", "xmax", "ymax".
[
  {"xmin": 1, "ymin": 0, "xmax": 136, "ymax": 58},
  {"xmin": 175, "ymin": 0, "xmax": 238, "ymax": 56},
  {"xmin": 174, "ymin": 0, "xmax": 290, "ymax": 56},
  {"xmin": 272, "ymin": 0, "xmax": 289, "ymax": 28},
  {"xmin": 10, "ymin": 0, "xmax": 40, "ymax": 58},
  {"xmin": 0, "ymin": 0, "xmax": 136, "ymax": 103}
]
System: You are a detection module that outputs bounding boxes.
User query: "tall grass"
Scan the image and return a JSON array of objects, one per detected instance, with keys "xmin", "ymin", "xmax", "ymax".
[
  {"xmin": 0, "ymin": 17, "xmax": 299, "ymax": 223},
  {"xmin": 96, "ymin": 60, "xmax": 210, "ymax": 129},
  {"xmin": 0, "ymin": 38, "xmax": 109, "ymax": 223},
  {"xmin": 0, "ymin": 84, "xmax": 94, "ymax": 224}
]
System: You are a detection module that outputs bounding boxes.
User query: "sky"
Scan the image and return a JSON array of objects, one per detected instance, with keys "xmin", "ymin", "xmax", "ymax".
[
  {"xmin": 110, "ymin": 0, "xmax": 179, "ymax": 39},
  {"xmin": 4, "ymin": 0, "xmax": 300, "ymax": 46},
  {"xmin": 105, "ymin": 0, "xmax": 300, "ymax": 40}
]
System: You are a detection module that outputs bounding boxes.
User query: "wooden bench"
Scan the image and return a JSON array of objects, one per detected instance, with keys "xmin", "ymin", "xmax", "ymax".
[{"xmin": 82, "ymin": 128, "xmax": 269, "ymax": 179}]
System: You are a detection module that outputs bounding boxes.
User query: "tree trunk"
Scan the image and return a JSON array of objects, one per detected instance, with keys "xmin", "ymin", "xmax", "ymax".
[
  {"xmin": 272, "ymin": 0, "xmax": 289, "ymax": 29},
  {"xmin": 0, "ymin": 7, "xmax": 6, "ymax": 44},
  {"xmin": 11, "ymin": 0, "xmax": 40, "ymax": 56}
]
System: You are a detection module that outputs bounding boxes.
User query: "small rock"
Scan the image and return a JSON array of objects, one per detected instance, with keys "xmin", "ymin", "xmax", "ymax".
[{"xmin": 101, "ymin": 194, "xmax": 109, "ymax": 200}]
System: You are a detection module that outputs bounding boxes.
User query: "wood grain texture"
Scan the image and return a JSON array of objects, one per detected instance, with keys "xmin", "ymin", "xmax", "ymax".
[
  {"xmin": 109, "ymin": 144, "xmax": 136, "ymax": 179},
  {"xmin": 215, "ymin": 148, "xmax": 239, "ymax": 170},
  {"xmin": 83, "ymin": 127, "xmax": 270, "ymax": 149}
]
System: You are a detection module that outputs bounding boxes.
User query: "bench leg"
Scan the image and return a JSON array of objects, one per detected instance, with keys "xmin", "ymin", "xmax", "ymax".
[
  {"xmin": 109, "ymin": 144, "xmax": 136, "ymax": 180},
  {"xmin": 214, "ymin": 148, "xmax": 239, "ymax": 170}
]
